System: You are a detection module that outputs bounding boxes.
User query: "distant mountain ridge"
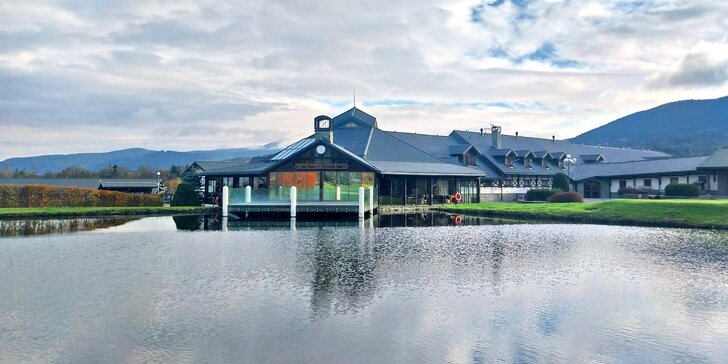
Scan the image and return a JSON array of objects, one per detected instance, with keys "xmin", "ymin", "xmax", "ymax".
[
  {"xmin": 572, "ymin": 96, "xmax": 728, "ymax": 157},
  {"xmin": 0, "ymin": 147, "xmax": 277, "ymax": 173}
]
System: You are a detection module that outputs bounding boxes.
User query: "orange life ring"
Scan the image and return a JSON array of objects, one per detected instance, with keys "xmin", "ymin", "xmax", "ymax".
[
  {"xmin": 454, "ymin": 192, "xmax": 462, "ymax": 202},
  {"xmin": 454, "ymin": 215, "xmax": 462, "ymax": 225}
]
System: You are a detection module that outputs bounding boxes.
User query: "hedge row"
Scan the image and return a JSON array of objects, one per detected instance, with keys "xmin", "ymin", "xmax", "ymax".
[
  {"xmin": 0, "ymin": 185, "xmax": 162, "ymax": 208},
  {"xmin": 664, "ymin": 183, "xmax": 700, "ymax": 197},
  {"xmin": 547, "ymin": 191, "xmax": 584, "ymax": 203}
]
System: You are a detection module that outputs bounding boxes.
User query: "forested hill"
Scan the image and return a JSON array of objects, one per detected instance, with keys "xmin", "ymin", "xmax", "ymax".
[
  {"xmin": 571, "ymin": 96, "xmax": 728, "ymax": 157},
  {"xmin": 0, "ymin": 147, "xmax": 276, "ymax": 174}
]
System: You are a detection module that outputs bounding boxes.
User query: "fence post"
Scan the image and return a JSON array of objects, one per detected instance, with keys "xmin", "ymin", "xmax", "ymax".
[
  {"xmin": 245, "ymin": 185, "xmax": 252, "ymax": 203},
  {"xmin": 290, "ymin": 186, "xmax": 297, "ymax": 218},
  {"xmin": 222, "ymin": 186, "xmax": 229, "ymax": 218},
  {"xmin": 336, "ymin": 185, "xmax": 341, "ymax": 201},
  {"xmin": 368, "ymin": 186, "xmax": 374, "ymax": 215},
  {"xmin": 358, "ymin": 186, "xmax": 365, "ymax": 219}
]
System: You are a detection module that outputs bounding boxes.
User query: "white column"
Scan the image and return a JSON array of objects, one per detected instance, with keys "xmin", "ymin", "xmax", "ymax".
[
  {"xmin": 358, "ymin": 186, "xmax": 365, "ymax": 219},
  {"xmin": 336, "ymin": 186, "xmax": 341, "ymax": 201},
  {"xmin": 368, "ymin": 186, "xmax": 374, "ymax": 214},
  {"xmin": 222, "ymin": 186, "xmax": 229, "ymax": 217},
  {"xmin": 290, "ymin": 186, "xmax": 297, "ymax": 218},
  {"xmin": 245, "ymin": 185, "xmax": 252, "ymax": 203}
]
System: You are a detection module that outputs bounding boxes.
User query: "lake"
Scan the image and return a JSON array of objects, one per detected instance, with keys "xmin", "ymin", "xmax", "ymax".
[{"xmin": 1, "ymin": 213, "xmax": 727, "ymax": 363}]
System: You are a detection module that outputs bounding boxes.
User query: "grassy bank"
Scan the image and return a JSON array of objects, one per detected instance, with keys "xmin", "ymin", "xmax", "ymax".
[
  {"xmin": 436, "ymin": 199, "xmax": 728, "ymax": 229},
  {"xmin": 0, "ymin": 206, "xmax": 216, "ymax": 219}
]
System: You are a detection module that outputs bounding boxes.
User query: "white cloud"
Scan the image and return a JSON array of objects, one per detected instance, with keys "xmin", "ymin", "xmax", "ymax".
[{"xmin": 1, "ymin": 0, "xmax": 728, "ymax": 160}]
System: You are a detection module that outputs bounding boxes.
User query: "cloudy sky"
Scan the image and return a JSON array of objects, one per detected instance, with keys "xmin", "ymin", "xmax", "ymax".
[{"xmin": 1, "ymin": 0, "xmax": 728, "ymax": 160}]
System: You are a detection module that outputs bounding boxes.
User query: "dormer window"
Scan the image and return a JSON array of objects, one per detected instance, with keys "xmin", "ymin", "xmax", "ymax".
[
  {"xmin": 505, "ymin": 155, "xmax": 513, "ymax": 167},
  {"xmin": 463, "ymin": 153, "xmax": 476, "ymax": 166},
  {"xmin": 524, "ymin": 157, "xmax": 531, "ymax": 168}
]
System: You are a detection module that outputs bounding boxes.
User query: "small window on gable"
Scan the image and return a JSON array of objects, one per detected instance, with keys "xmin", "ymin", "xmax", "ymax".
[
  {"xmin": 505, "ymin": 155, "xmax": 513, "ymax": 167},
  {"xmin": 524, "ymin": 157, "xmax": 531, "ymax": 168},
  {"xmin": 464, "ymin": 153, "xmax": 476, "ymax": 166},
  {"xmin": 344, "ymin": 122, "xmax": 358, "ymax": 128}
]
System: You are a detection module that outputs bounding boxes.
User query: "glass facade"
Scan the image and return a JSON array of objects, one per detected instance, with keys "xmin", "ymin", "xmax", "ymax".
[{"xmin": 268, "ymin": 171, "xmax": 375, "ymax": 202}]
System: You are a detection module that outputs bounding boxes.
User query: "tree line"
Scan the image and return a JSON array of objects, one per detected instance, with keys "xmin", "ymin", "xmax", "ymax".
[{"xmin": 1, "ymin": 162, "xmax": 188, "ymax": 180}]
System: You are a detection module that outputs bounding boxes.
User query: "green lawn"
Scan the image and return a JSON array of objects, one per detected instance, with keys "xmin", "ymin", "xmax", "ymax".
[
  {"xmin": 437, "ymin": 199, "xmax": 728, "ymax": 229},
  {"xmin": 0, "ymin": 206, "xmax": 215, "ymax": 219}
]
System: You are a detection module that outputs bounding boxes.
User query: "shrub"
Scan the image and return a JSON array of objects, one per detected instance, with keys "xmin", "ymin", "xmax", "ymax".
[
  {"xmin": 547, "ymin": 191, "xmax": 584, "ymax": 203},
  {"xmin": 664, "ymin": 183, "xmax": 699, "ymax": 197},
  {"xmin": 552, "ymin": 173, "xmax": 570, "ymax": 192},
  {"xmin": 525, "ymin": 189, "xmax": 559, "ymax": 201},
  {"xmin": 171, "ymin": 183, "xmax": 200, "ymax": 206},
  {"xmin": 0, "ymin": 185, "xmax": 161, "ymax": 208}
]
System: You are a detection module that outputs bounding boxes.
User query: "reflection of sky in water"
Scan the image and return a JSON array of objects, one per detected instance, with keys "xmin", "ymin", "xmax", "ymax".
[
  {"xmin": 1, "ymin": 224, "xmax": 727, "ymax": 363},
  {"xmin": 85, "ymin": 216, "xmax": 179, "ymax": 233}
]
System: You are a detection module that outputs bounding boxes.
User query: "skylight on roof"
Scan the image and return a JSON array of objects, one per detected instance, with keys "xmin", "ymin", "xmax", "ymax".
[{"xmin": 270, "ymin": 138, "xmax": 315, "ymax": 161}]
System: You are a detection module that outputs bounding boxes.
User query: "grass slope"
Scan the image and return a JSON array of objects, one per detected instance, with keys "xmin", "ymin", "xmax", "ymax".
[
  {"xmin": 437, "ymin": 199, "xmax": 728, "ymax": 229},
  {"xmin": 0, "ymin": 206, "xmax": 215, "ymax": 219}
]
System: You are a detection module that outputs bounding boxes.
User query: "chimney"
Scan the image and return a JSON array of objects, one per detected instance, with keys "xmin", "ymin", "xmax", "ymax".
[
  {"xmin": 314, "ymin": 115, "xmax": 333, "ymax": 143},
  {"xmin": 480, "ymin": 128, "xmax": 484, "ymax": 137},
  {"xmin": 515, "ymin": 131, "xmax": 519, "ymax": 139},
  {"xmin": 491, "ymin": 125, "xmax": 501, "ymax": 149},
  {"xmin": 552, "ymin": 135, "xmax": 555, "ymax": 142}
]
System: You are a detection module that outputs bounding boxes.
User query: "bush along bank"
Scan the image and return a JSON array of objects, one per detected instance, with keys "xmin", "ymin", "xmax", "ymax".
[{"xmin": 0, "ymin": 185, "xmax": 161, "ymax": 208}]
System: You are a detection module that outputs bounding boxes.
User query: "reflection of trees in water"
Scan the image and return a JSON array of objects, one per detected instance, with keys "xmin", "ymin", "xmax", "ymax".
[
  {"xmin": 298, "ymin": 228, "xmax": 377, "ymax": 318},
  {"xmin": 0, "ymin": 217, "xmax": 136, "ymax": 237},
  {"xmin": 173, "ymin": 215, "xmax": 205, "ymax": 231}
]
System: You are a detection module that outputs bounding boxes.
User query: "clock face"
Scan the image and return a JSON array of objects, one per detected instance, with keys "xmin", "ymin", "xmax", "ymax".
[
  {"xmin": 316, "ymin": 145, "xmax": 326, "ymax": 155},
  {"xmin": 318, "ymin": 119, "xmax": 330, "ymax": 129}
]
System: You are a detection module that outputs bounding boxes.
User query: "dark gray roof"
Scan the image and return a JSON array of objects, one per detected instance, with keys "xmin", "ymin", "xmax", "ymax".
[
  {"xmin": 580, "ymin": 154, "xmax": 605, "ymax": 163},
  {"xmin": 99, "ymin": 181, "xmax": 158, "ymax": 188},
  {"xmin": 368, "ymin": 161, "xmax": 483, "ymax": 176},
  {"xmin": 331, "ymin": 107, "xmax": 378, "ymax": 128},
  {"xmin": 448, "ymin": 144, "xmax": 471, "ymax": 155},
  {"xmin": 698, "ymin": 147, "xmax": 728, "ymax": 169},
  {"xmin": 192, "ymin": 108, "xmax": 677, "ymax": 180},
  {"xmin": 491, "ymin": 149, "xmax": 513, "ymax": 157},
  {"xmin": 533, "ymin": 151, "xmax": 552, "ymax": 159},
  {"xmin": 573, "ymin": 156, "xmax": 709, "ymax": 180}
]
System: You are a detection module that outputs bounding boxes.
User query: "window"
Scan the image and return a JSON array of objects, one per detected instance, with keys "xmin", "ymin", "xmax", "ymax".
[
  {"xmin": 505, "ymin": 155, "xmax": 513, "ymax": 167},
  {"xmin": 643, "ymin": 179, "xmax": 652, "ymax": 187},
  {"xmin": 670, "ymin": 177, "xmax": 679, "ymax": 185},
  {"xmin": 463, "ymin": 153, "xmax": 476, "ymax": 166},
  {"xmin": 619, "ymin": 180, "xmax": 627, "ymax": 189},
  {"xmin": 524, "ymin": 158, "xmax": 531, "ymax": 168}
]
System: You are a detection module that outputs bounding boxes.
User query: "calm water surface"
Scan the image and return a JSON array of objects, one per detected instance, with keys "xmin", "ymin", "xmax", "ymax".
[{"xmin": 1, "ymin": 214, "xmax": 727, "ymax": 363}]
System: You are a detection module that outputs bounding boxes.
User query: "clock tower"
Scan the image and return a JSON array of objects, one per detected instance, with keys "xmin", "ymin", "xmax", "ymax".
[{"xmin": 314, "ymin": 115, "xmax": 333, "ymax": 143}]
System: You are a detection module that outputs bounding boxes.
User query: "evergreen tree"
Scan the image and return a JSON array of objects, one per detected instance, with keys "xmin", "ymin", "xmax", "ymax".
[{"xmin": 552, "ymin": 172, "xmax": 570, "ymax": 192}]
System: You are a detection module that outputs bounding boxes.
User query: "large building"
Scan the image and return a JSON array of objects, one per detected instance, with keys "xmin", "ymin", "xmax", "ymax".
[{"xmin": 192, "ymin": 108, "xmax": 728, "ymax": 205}]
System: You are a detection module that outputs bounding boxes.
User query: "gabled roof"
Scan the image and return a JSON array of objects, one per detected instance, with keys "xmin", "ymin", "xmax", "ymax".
[
  {"xmin": 573, "ymin": 156, "xmax": 709, "ymax": 180},
  {"xmin": 331, "ymin": 107, "xmax": 378, "ymax": 128},
  {"xmin": 698, "ymin": 147, "xmax": 728, "ymax": 169},
  {"xmin": 533, "ymin": 151, "xmax": 553, "ymax": 159},
  {"xmin": 550, "ymin": 152, "xmax": 566, "ymax": 159},
  {"xmin": 514, "ymin": 150, "xmax": 535, "ymax": 159}
]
